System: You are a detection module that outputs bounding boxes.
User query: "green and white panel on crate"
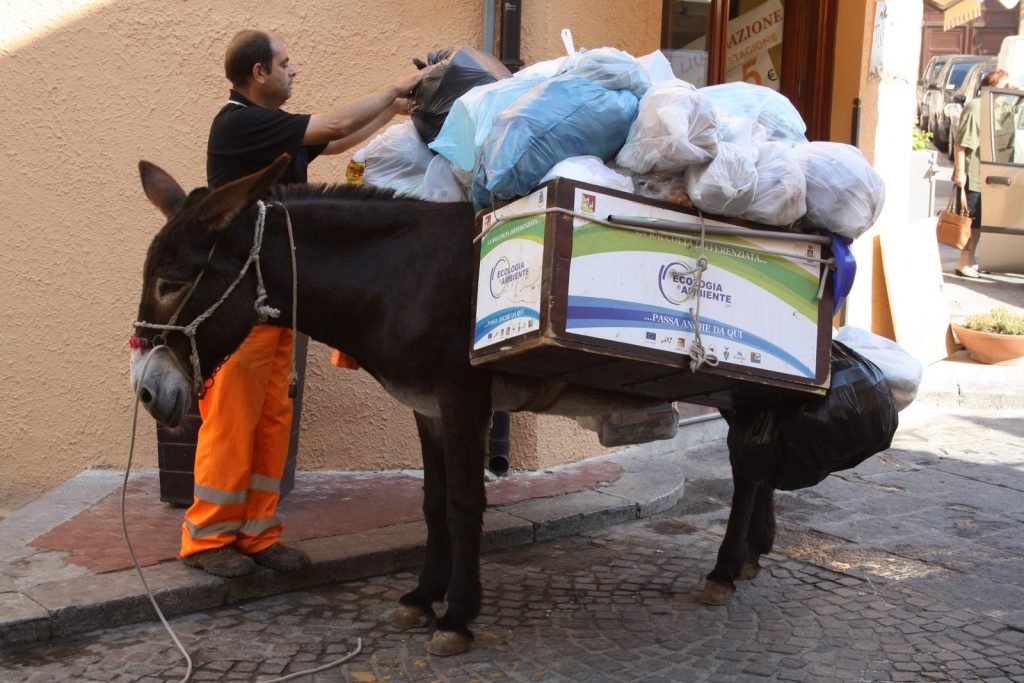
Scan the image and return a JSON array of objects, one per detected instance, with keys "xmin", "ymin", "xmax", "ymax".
[
  {"xmin": 474, "ymin": 188, "xmax": 548, "ymax": 351},
  {"xmin": 566, "ymin": 188, "xmax": 823, "ymax": 379}
]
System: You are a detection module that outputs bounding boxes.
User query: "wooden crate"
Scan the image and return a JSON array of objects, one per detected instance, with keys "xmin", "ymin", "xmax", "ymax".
[{"xmin": 470, "ymin": 178, "xmax": 834, "ymax": 410}]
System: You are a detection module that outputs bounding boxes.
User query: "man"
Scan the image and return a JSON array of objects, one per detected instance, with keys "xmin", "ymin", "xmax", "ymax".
[
  {"xmin": 182, "ymin": 30, "xmax": 430, "ymax": 578},
  {"xmin": 952, "ymin": 69, "xmax": 1010, "ymax": 279}
]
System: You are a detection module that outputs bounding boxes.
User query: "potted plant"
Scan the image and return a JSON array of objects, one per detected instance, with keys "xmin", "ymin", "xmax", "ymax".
[{"xmin": 951, "ymin": 306, "xmax": 1024, "ymax": 364}]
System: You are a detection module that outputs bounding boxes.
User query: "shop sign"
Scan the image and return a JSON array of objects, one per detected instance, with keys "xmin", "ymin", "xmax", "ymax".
[{"xmin": 725, "ymin": 0, "xmax": 784, "ymax": 71}]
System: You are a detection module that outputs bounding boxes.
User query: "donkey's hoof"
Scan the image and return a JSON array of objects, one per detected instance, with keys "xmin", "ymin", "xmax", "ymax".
[
  {"xmin": 427, "ymin": 629, "xmax": 472, "ymax": 656},
  {"xmin": 392, "ymin": 604, "xmax": 433, "ymax": 629},
  {"xmin": 739, "ymin": 562, "xmax": 761, "ymax": 581},
  {"xmin": 698, "ymin": 579, "xmax": 735, "ymax": 606}
]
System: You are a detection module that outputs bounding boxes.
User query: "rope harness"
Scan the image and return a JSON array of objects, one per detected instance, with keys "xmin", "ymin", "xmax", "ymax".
[
  {"xmin": 132, "ymin": 200, "xmax": 299, "ymax": 398},
  {"xmin": 476, "ymin": 206, "xmax": 835, "ymax": 373}
]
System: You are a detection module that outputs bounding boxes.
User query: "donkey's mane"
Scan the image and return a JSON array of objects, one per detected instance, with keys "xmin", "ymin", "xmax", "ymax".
[{"xmin": 271, "ymin": 182, "xmax": 398, "ymax": 203}]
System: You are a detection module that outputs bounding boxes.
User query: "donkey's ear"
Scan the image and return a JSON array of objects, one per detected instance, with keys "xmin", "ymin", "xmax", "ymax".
[
  {"xmin": 139, "ymin": 161, "xmax": 187, "ymax": 220},
  {"xmin": 195, "ymin": 154, "xmax": 291, "ymax": 231}
]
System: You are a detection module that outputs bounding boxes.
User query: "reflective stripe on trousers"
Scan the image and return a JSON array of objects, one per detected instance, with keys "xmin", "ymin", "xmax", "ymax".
[{"xmin": 180, "ymin": 325, "xmax": 294, "ymax": 557}]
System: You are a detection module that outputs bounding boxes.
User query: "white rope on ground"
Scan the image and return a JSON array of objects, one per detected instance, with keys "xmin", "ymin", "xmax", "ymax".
[
  {"xmin": 123, "ymin": 345, "xmax": 193, "ymax": 683},
  {"xmin": 125, "ymin": 350, "xmax": 364, "ymax": 679},
  {"xmin": 124, "ymin": 346, "xmax": 365, "ymax": 681}
]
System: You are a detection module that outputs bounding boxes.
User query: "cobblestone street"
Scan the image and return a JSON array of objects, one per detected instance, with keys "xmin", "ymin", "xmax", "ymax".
[{"xmin": 3, "ymin": 407, "xmax": 1023, "ymax": 682}]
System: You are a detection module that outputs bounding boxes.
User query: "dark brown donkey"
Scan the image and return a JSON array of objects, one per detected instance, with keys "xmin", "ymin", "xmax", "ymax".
[{"xmin": 131, "ymin": 155, "xmax": 787, "ymax": 655}]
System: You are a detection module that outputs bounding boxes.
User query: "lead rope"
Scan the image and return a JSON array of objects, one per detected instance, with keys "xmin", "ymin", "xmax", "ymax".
[
  {"xmin": 279, "ymin": 202, "xmax": 300, "ymax": 397},
  {"xmin": 125, "ymin": 350, "xmax": 362, "ymax": 681}
]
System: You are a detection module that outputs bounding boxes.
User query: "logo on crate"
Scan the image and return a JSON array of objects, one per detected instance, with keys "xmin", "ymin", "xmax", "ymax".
[
  {"xmin": 579, "ymin": 193, "xmax": 597, "ymax": 214},
  {"xmin": 489, "ymin": 256, "xmax": 531, "ymax": 298},
  {"xmin": 677, "ymin": 337, "xmax": 687, "ymax": 350},
  {"xmin": 750, "ymin": 352, "xmax": 762, "ymax": 364},
  {"xmin": 645, "ymin": 331, "xmax": 657, "ymax": 342},
  {"xmin": 658, "ymin": 261, "xmax": 692, "ymax": 305}
]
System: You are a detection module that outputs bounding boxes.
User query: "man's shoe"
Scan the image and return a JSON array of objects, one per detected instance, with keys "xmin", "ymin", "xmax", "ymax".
[
  {"xmin": 182, "ymin": 548, "xmax": 257, "ymax": 578},
  {"xmin": 251, "ymin": 543, "xmax": 310, "ymax": 572}
]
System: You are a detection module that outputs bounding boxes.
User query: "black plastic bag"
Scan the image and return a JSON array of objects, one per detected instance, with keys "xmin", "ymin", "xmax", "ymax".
[
  {"xmin": 724, "ymin": 341, "xmax": 898, "ymax": 490},
  {"xmin": 773, "ymin": 341, "xmax": 899, "ymax": 490},
  {"xmin": 410, "ymin": 45, "xmax": 511, "ymax": 144}
]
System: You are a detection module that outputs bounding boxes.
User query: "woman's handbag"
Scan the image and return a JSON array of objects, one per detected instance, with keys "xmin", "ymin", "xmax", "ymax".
[{"xmin": 936, "ymin": 188, "xmax": 973, "ymax": 249}]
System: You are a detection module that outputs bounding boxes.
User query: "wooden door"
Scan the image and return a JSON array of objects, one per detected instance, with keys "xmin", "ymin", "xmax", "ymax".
[{"xmin": 778, "ymin": 0, "xmax": 837, "ymax": 141}]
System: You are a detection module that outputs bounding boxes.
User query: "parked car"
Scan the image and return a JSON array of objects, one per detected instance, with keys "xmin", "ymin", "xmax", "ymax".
[
  {"xmin": 917, "ymin": 54, "xmax": 954, "ymax": 122},
  {"xmin": 941, "ymin": 58, "xmax": 997, "ymax": 158},
  {"xmin": 922, "ymin": 55, "xmax": 990, "ymax": 151},
  {"xmin": 978, "ymin": 85, "xmax": 1024, "ymax": 274}
]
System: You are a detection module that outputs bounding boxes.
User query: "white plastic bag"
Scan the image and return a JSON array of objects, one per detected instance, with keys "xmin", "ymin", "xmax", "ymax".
[
  {"xmin": 702, "ymin": 81, "xmax": 808, "ymax": 146},
  {"xmin": 636, "ymin": 50, "xmax": 677, "ymax": 84},
  {"xmin": 514, "ymin": 57, "xmax": 567, "ymax": 79},
  {"xmin": 615, "ymin": 79, "xmax": 720, "ymax": 174},
  {"xmin": 363, "ymin": 121, "xmax": 435, "ymax": 197},
  {"xmin": 422, "ymin": 154, "xmax": 470, "ymax": 203},
  {"xmin": 741, "ymin": 141, "xmax": 806, "ymax": 226},
  {"xmin": 718, "ymin": 112, "xmax": 768, "ymax": 147},
  {"xmin": 684, "ymin": 142, "xmax": 758, "ymax": 216},
  {"xmin": 793, "ymin": 142, "xmax": 886, "ymax": 239},
  {"xmin": 540, "ymin": 155, "xmax": 634, "ymax": 193},
  {"xmin": 833, "ymin": 327, "xmax": 922, "ymax": 411}
]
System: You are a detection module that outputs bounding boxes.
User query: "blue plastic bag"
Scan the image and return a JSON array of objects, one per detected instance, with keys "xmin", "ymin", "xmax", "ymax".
[
  {"xmin": 830, "ymin": 235, "xmax": 856, "ymax": 315},
  {"xmin": 472, "ymin": 75, "xmax": 639, "ymax": 209},
  {"xmin": 428, "ymin": 76, "xmax": 546, "ymax": 172}
]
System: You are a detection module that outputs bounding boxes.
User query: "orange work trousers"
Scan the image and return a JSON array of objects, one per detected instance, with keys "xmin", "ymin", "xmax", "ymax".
[{"xmin": 181, "ymin": 325, "xmax": 294, "ymax": 557}]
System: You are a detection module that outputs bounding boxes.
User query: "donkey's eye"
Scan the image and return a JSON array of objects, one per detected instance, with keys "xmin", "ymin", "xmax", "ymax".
[{"xmin": 157, "ymin": 279, "xmax": 188, "ymax": 299}]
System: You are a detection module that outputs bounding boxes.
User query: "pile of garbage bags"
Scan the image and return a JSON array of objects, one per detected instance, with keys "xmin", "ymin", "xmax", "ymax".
[{"xmin": 357, "ymin": 42, "xmax": 886, "ymax": 243}]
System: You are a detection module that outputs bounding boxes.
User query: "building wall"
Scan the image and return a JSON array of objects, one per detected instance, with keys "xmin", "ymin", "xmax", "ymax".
[{"xmin": 0, "ymin": 0, "xmax": 659, "ymax": 494}]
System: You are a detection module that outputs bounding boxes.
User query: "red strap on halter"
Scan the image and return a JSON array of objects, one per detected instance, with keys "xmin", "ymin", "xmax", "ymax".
[{"xmin": 129, "ymin": 336, "xmax": 149, "ymax": 350}]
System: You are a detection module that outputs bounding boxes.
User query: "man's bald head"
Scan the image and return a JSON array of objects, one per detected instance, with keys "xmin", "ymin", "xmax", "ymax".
[{"xmin": 224, "ymin": 30, "xmax": 274, "ymax": 87}]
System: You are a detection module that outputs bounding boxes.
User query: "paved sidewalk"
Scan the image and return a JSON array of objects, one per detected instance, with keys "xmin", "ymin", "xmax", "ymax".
[
  {"xmin": 0, "ymin": 418, "xmax": 730, "ymax": 648},
  {"xmin": 1, "ymin": 231, "xmax": 1021, "ymax": 650}
]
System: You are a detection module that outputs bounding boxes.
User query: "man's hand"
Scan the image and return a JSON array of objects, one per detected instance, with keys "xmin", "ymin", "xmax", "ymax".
[
  {"xmin": 394, "ymin": 63, "xmax": 437, "ymax": 97},
  {"xmin": 952, "ymin": 169, "xmax": 966, "ymax": 188}
]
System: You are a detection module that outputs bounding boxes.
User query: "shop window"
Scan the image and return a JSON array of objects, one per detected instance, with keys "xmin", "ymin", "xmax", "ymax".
[{"xmin": 661, "ymin": 0, "xmax": 713, "ymax": 86}]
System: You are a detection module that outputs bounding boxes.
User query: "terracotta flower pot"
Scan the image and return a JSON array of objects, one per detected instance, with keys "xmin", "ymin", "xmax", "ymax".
[{"xmin": 951, "ymin": 323, "xmax": 1024, "ymax": 365}]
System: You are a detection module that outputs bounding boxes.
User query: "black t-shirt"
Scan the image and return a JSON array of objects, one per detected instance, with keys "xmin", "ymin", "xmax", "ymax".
[{"xmin": 206, "ymin": 90, "xmax": 328, "ymax": 188}]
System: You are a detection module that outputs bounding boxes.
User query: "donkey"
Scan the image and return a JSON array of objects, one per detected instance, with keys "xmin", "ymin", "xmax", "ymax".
[{"xmin": 131, "ymin": 155, "xmax": 777, "ymax": 655}]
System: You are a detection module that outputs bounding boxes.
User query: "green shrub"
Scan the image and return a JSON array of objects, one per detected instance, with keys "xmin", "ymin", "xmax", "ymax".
[
  {"xmin": 962, "ymin": 306, "xmax": 1024, "ymax": 335},
  {"xmin": 912, "ymin": 125, "xmax": 933, "ymax": 151}
]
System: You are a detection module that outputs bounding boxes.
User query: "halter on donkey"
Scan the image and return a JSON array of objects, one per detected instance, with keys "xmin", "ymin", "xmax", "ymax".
[{"xmin": 131, "ymin": 154, "xmax": 784, "ymax": 656}]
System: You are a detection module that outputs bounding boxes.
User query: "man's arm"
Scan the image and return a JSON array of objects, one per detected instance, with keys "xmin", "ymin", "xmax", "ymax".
[
  {"xmin": 319, "ymin": 99, "xmax": 408, "ymax": 156},
  {"xmin": 303, "ymin": 70, "xmax": 428, "ymax": 146}
]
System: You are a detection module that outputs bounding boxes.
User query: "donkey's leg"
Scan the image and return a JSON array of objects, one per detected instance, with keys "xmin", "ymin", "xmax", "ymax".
[
  {"xmin": 699, "ymin": 466, "xmax": 758, "ymax": 606},
  {"xmin": 427, "ymin": 381, "xmax": 491, "ymax": 657},
  {"xmin": 394, "ymin": 413, "xmax": 449, "ymax": 629},
  {"xmin": 739, "ymin": 482, "xmax": 776, "ymax": 581}
]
